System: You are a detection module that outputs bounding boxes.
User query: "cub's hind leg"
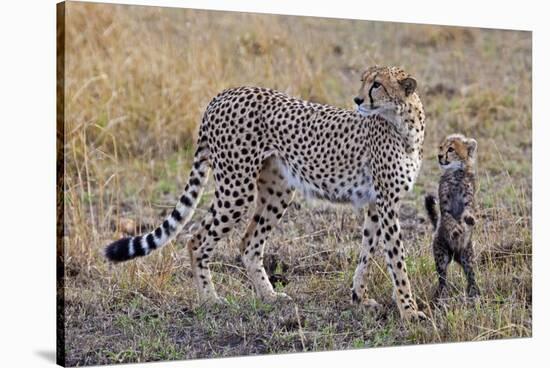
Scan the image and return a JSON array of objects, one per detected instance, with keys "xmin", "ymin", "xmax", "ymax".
[
  {"xmin": 433, "ymin": 237, "xmax": 451, "ymax": 301},
  {"xmin": 239, "ymin": 158, "xmax": 294, "ymax": 303},
  {"xmin": 455, "ymin": 240, "xmax": 480, "ymax": 298},
  {"xmin": 187, "ymin": 190, "xmax": 250, "ymax": 305},
  {"xmin": 351, "ymin": 202, "xmax": 382, "ymax": 309}
]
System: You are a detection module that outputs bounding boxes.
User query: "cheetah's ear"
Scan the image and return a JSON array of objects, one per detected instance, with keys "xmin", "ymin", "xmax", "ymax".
[
  {"xmin": 364, "ymin": 65, "xmax": 379, "ymax": 76},
  {"xmin": 399, "ymin": 77, "xmax": 417, "ymax": 96},
  {"xmin": 466, "ymin": 138, "xmax": 478, "ymax": 158}
]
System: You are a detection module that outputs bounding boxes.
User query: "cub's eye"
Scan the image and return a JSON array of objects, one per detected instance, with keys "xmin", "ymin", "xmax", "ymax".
[
  {"xmin": 448, "ymin": 147, "xmax": 455, "ymax": 153},
  {"xmin": 372, "ymin": 81, "xmax": 381, "ymax": 89}
]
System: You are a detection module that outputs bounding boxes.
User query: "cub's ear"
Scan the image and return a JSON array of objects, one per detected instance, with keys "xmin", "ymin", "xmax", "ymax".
[
  {"xmin": 399, "ymin": 77, "xmax": 417, "ymax": 96},
  {"xmin": 466, "ymin": 138, "xmax": 478, "ymax": 157}
]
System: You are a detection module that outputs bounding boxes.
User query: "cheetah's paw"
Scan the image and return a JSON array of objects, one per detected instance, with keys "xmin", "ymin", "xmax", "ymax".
[
  {"xmin": 263, "ymin": 292, "xmax": 293, "ymax": 304},
  {"xmin": 362, "ymin": 298, "xmax": 381, "ymax": 310},
  {"xmin": 351, "ymin": 292, "xmax": 380, "ymax": 310},
  {"xmin": 403, "ymin": 309, "xmax": 427, "ymax": 321},
  {"xmin": 202, "ymin": 295, "xmax": 229, "ymax": 308}
]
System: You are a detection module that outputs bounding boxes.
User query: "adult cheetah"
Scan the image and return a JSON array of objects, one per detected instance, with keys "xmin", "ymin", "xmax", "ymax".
[{"xmin": 105, "ymin": 65, "xmax": 427, "ymax": 320}]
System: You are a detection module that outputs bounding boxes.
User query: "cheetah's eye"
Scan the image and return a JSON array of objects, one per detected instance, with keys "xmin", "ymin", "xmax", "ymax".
[
  {"xmin": 448, "ymin": 147, "xmax": 455, "ymax": 153},
  {"xmin": 372, "ymin": 81, "xmax": 381, "ymax": 89}
]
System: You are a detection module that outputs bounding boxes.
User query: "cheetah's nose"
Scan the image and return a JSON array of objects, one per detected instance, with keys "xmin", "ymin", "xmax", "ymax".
[{"xmin": 354, "ymin": 96, "xmax": 364, "ymax": 106}]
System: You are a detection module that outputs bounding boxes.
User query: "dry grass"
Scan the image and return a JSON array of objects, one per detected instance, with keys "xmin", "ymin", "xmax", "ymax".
[{"xmin": 61, "ymin": 2, "xmax": 532, "ymax": 366}]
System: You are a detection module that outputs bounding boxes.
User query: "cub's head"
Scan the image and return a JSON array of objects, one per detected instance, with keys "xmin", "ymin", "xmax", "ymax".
[
  {"xmin": 354, "ymin": 65, "xmax": 418, "ymax": 114},
  {"xmin": 437, "ymin": 134, "xmax": 478, "ymax": 170}
]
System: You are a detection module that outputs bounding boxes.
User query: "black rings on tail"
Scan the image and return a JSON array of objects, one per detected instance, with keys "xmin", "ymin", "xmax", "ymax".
[
  {"xmin": 104, "ymin": 139, "xmax": 210, "ymax": 263},
  {"xmin": 104, "ymin": 237, "xmax": 137, "ymax": 262},
  {"xmin": 424, "ymin": 194, "xmax": 439, "ymax": 230}
]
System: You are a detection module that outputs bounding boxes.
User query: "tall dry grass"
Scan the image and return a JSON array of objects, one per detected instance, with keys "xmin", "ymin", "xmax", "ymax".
[{"xmin": 61, "ymin": 2, "xmax": 531, "ymax": 365}]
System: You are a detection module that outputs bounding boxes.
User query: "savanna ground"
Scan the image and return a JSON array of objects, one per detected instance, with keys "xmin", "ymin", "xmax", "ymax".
[{"xmin": 60, "ymin": 2, "xmax": 532, "ymax": 366}]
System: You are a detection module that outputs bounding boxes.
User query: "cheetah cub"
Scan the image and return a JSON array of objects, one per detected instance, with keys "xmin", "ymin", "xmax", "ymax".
[{"xmin": 424, "ymin": 134, "xmax": 480, "ymax": 300}]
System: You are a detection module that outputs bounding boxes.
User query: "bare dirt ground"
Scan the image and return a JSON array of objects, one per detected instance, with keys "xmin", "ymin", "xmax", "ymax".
[{"xmin": 61, "ymin": 3, "xmax": 531, "ymax": 366}]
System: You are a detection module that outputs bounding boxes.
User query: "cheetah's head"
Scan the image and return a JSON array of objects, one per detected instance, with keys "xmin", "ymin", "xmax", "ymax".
[
  {"xmin": 354, "ymin": 65, "xmax": 418, "ymax": 115},
  {"xmin": 437, "ymin": 134, "xmax": 477, "ymax": 170}
]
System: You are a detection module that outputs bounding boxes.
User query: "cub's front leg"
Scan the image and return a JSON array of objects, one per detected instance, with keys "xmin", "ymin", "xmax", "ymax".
[
  {"xmin": 462, "ymin": 208, "xmax": 476, "ymax": 227},
  {"xmin": 442, "ymin": 211, "xmax": 465, "ymax": 241}
]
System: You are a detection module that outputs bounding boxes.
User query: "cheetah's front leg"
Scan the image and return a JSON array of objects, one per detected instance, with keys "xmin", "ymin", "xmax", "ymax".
[
  {"xmin": 378, "ymin": 203, "xmax": 426, "ymax": 321},
  {"xmin": 351, "ymin": 202, "xmax": 381, "ymax": 309}
]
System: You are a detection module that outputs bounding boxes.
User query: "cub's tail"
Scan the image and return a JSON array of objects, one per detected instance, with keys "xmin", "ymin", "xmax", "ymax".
[
  {"xmin": 104, "ymin": 138, "xmax": 210, "ymax": 263},
  {"xmin": 424, "ymin": 194, "xmax": 439, "ymax": 230}
]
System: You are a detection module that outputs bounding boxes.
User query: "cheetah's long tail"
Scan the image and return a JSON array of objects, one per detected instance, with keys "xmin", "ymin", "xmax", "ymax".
[
  {"xmin": 424, "ymin": 194, "xmax": 439, "ymax": 230},
  {"xmin": 104, "ymin": 137, "xmax": 210, "ymax": 263}
]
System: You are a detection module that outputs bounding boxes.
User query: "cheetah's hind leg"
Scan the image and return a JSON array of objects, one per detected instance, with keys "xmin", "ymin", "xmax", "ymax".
[
  {"xmin": 187, "ymin": 189, "xmax": 251, "ymax": 306},
  {"xmin": 239, "ymin": 157, "xmax": 295, "ymax": 303}
]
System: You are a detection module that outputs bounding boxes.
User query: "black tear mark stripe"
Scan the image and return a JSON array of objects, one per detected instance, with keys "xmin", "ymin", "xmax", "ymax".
[{"xmin": 368, "ymin": 85, "xmax": 375, "ymax": 107}]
